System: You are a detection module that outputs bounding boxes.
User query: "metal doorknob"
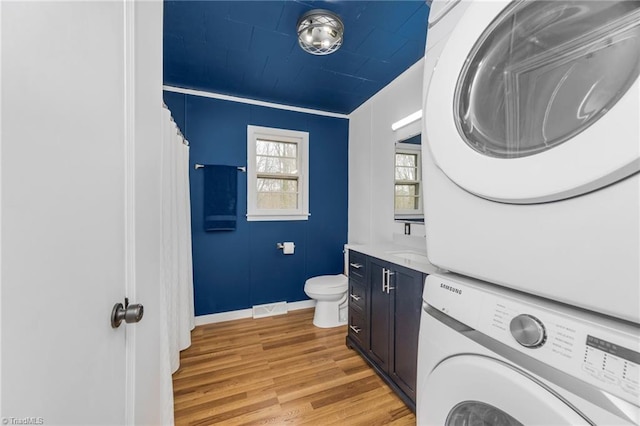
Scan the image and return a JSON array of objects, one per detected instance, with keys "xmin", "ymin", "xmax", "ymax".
[{"xmin": 111, "ymin": 301, "xmax": 144, "ymax": 328}]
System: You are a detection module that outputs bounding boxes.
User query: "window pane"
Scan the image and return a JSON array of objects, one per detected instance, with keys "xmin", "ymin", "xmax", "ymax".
[
  {"xmin": 257, "ymin": 192, "xmax": 298, "ymax": 210},
  {"xmin": 395, "ymin": 153, "xmax": 418, "ymax": 180},
  {"xmin": 395, "ymin": 195, "xmax": 419, "ymax": 210},
  {"xmin": 282, "ymin": 180, "xmax": 297, "ymax": 191},
  {"xmin": 395, "ymin": 184, "xmax": 419, "ymax": 210},
  {"xmin": 395, "ymin": 166, "xmax": 417, "ymax": 181},
  {"xmin": 396, "ymin": 153, "xmax": 416, "ymax": 167},
  {"xmin": 257, "ymin": 156, "xmax": 298, "ymax": 174},
  {"xmin": 257, "ymin": 178, "xmax": 298, "ymax": 192},
  {"xmin": 284, "ymin": 143, "xmax": 297, "ymax": 158},
  {"xmin": 256, "ymin": 140, "xmax": 297, "ymax": 158},
  {"xmin": 395, "ymin": 184, "xmax": 416, "ymax": 196},
  {"xmin": 256, "ymin": 139, "xmax": 298, "ymax": 175},
  {"xmin": 257, "ymin": 178, "xmax": 298, "ymax": 209}
]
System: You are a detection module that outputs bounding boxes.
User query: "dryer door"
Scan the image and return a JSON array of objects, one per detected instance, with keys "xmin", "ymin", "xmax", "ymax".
[
  {"xmin": 425, "ymin": 0, "xmax": 640, "ymax": 204},
  {"xmin": 418, "ymin": 355, "xmax": 590, "ymax": 425}
]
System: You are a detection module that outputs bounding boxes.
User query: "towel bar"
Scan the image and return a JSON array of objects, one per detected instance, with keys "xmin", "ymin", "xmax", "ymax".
[{"xmin": 194, "ymin": 164, "xmax": 246, "ymax": 172}]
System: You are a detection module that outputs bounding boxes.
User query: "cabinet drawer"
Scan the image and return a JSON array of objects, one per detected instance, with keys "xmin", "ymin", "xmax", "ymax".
[
  {"xmin": 348, "ymin": 310, "xmax": 368, "ymax": 349},
  {"xmin": 349, "ymin": 280, "xmax": 366, "ymax": 314},
  {"xmin": 348, "ymin": 251, "xmax": 367, "ymax": 282}
]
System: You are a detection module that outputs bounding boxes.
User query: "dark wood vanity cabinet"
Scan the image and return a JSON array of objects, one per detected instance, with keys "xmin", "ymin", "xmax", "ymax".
[{"xmin": 346, "ymin": 250, "xmax": 426, "ymax": 411}]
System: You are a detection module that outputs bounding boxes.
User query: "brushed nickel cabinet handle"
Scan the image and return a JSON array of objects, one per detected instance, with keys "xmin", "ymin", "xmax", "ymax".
[
  {"xmin": 349, "ymin": 325, "xmax": 361, "ymax": 334},
  {"xmin": 350, "ymin": 294, "xmax": 361, "ymax": 301},
  {"xmin": 386, "ymin": 271, "xmax": 395, "ymax": 293},
  {"xmin": 350, "ymin": 263, "xmax": 363, "ymax": 269}
]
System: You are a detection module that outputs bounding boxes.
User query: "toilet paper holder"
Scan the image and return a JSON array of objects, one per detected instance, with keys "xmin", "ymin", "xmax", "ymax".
[{"xmin": 276, "ymin": 242, "xmax": 295, "ymax": 254}]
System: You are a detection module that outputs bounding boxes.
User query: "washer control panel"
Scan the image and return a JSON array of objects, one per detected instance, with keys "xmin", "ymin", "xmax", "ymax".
[
  {"xmin": 425, "ymin": 274, "xmax": 640, "ymax": 407},
  {"xmin": 583, "ymin": 335, "xmax": 639, "ymax": 397}
]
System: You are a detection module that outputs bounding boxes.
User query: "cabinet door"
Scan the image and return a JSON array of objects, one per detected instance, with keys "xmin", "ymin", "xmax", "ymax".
[
  {"xmin": 369, "ymin": 258, "xmax": 390, "ymax": 371},
  {"xmin": 389, "ymin": 267, "xmax": 425, "ymax": 401}
]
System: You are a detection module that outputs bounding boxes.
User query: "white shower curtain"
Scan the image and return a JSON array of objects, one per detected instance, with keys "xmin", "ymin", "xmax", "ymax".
[{"xmin": 160, "ymin": 105, "xmax": 195, "ymax": 425}]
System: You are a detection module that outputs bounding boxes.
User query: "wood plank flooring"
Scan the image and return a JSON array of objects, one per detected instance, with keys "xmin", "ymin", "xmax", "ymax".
[{"xmin": 173, "ymin": 308, "xmax": 416, "ymax": 425}]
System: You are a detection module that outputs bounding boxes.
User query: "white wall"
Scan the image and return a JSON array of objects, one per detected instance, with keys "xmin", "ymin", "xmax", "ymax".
[{"xmin": 348, "ymin": 59, "xmax": 426, "ymax": 245}]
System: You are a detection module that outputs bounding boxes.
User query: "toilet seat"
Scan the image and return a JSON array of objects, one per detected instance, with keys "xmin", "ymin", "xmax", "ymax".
[{"xmin": 304, "ymin": 274, "xmax": 347, "ymax": 294}]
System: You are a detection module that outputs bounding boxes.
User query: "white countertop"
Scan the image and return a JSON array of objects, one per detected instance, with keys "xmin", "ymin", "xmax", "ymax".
[{"xmin": 345, "ymin": 243, "xmax": 443, "ymax": 275}]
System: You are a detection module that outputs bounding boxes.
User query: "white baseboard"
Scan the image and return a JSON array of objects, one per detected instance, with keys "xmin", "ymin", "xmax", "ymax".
[{"xmin": 194, "ymin": 299, "xmax": 316, "ymax": 326}]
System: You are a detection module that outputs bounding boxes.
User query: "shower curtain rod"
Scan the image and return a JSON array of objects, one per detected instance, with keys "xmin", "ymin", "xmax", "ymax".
[{"xmin": 194, "ymin": 164, "xmax": 246, "ymax": 172}]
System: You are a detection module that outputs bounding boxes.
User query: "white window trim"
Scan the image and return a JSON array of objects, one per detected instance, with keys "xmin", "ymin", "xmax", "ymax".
[
  {"xmin": 394, "ymin": 142, "xmax": 423, "ymax": 219},
  {"xmin": 247, "ymin": 125, "xmax": 310, "ymax": 221}
]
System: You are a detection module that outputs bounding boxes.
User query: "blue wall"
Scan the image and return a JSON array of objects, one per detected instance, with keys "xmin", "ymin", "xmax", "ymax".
[{"xmin": 164, "ymin": 91, "xmax": 349, "ymax": 316}]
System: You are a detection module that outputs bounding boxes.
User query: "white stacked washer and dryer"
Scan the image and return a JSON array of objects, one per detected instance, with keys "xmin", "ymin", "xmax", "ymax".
[{"xmin": 417, "ymin": 0, "xmax": 640, "ymax": 424}]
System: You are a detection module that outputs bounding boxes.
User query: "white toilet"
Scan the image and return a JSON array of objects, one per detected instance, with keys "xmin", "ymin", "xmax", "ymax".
[{"xmin": 304, "ymin": 274, "xmax": 348, "ymax": 328}]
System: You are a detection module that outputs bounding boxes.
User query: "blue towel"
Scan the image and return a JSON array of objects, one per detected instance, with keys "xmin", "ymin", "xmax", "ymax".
[{"xmin": 204, "ymin": 165, "xmax": 237, "ymax": 231}]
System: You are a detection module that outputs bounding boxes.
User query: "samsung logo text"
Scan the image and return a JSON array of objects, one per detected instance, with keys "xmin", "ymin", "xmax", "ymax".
[{"xmin": 440, "ymin": 283, "xmax": 462, "ymax": 295}]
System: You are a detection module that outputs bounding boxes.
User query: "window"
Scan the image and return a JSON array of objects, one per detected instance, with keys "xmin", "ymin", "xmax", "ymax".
[
  {"xmin": 394, "ymin": 143, "xmax": 422, "ymax": 219},
  {"xmin": 247, "ymin": 125, "xmax": 309, "ymax": 221}
]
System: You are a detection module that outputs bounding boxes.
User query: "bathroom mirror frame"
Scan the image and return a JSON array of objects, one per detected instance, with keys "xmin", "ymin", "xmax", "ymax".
[{"xmin": 394, "ymin": 120, "xmax": 424, "ymax": 224}]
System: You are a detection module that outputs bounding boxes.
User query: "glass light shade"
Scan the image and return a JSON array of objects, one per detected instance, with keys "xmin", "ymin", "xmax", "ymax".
[{"xmin": 297, "ymin": 9, "xmax": 344, "ymax": 55}]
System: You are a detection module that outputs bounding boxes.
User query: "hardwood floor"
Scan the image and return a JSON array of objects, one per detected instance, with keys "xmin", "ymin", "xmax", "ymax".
[{"xmin": 173, "ymin": 308, "xmax": 416, "ymax": 425}]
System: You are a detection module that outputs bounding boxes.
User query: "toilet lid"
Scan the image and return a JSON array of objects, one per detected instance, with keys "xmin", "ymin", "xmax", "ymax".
[{"xmin": 306, "ymin": 274, "xmax": 347, "ymax": 290}]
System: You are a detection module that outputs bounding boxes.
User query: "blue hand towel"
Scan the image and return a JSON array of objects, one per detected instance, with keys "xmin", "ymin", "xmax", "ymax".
[{"xmin": 204, "ymin": 165, "xmax": 237, "ymax": 231}]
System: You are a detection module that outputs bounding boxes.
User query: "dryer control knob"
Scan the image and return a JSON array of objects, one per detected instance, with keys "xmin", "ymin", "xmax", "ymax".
[{"xmin": 510, "ymin": 314, "xmax": 546, "ymax": 348}]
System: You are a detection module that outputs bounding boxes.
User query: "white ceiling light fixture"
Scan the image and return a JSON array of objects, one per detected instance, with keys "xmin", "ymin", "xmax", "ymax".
[
  {"xmin": 391, "ymin": 110, "xmax": 423, "ymax": 131},
  {"xmin": 297, "ymin": 9, "xmax": 344, "ymax": 55}
]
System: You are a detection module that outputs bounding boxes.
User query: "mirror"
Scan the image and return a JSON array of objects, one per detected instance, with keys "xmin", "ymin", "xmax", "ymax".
[{"xmin": 394, "ymin": 133, "xmax": 424, "ymax": 223}]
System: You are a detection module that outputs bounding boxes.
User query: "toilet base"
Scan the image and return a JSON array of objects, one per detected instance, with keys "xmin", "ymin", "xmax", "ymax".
[{"xmin": 312, "ymin": 300, "xmax": 347, "ymax": 328}]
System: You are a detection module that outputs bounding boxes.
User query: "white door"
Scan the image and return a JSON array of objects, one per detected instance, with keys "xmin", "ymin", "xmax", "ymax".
[
  {"xmin": 425, "ymin": 0, "xmax": 640, "ymax": 203},
  {"xmin": 417, "ymin": 355, "xmax": 590, "ymax": 425},
  {"xmin": 1, "ymin": 2, "xmax": 163, "ymax": 424}
]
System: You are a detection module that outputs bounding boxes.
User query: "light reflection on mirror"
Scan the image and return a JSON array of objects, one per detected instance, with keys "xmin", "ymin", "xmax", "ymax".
[{"xmin": 394, "ymin": 133, "xmax": 424, "ymax": 223}]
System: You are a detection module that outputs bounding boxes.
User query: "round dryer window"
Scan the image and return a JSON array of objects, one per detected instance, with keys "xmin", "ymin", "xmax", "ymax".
[
  {"xmin": 424, "ymin": 0, "xmax": 640, "ymax": 203},
  {"xmin": 447, "ymin": 401, "xmax": 523, "ymax": 426},
  {"xmin": 455, "ymin": 1, "xmax": 640, "ymax": 158}
]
